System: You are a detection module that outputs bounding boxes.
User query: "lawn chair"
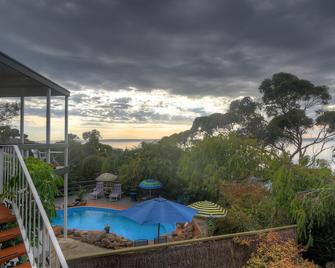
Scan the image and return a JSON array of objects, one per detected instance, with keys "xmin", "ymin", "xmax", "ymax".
[
  {"xmin": 31, "ymin": 149, "xmax": 61, "ymax": 167},
  {"xmin": 89, "ymin": 182, "xmax": 104, "ymax": 199},
  {"xmin": 133, "ymin": 239, "xmax": 148, "ymax": 247},
  {"xmin": 109, "ymin": 183, "xmax": 122, "ymax": 201},
  {"xmin": 31, "ymin": 149, "xmax": 47, "ymax": 161}
]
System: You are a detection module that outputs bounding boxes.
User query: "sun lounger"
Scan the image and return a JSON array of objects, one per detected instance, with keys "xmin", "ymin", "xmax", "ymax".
[
  {"xmin": 89, "ymin": 182, "xmax": 104, "ymax": 199},
  {"xmin": 109, "ymin": 183, "xmax": 122, "ymax": 201}
]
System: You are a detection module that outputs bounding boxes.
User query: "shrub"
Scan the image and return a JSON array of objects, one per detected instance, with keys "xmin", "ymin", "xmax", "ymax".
[
  {"xmin": 25, "ymin": 157, "xmax": 63, "ymax": 218},
  {"xmin": 245, "ymin": 232, "xmax": 317, "ymax": 268},
  {"xmin": 216, "ymin": 181, "xmax": 273, "ymax": 234}
]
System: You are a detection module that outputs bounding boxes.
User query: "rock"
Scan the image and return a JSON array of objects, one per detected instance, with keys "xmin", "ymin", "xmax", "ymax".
[
  {"xmin": 64, "ymin": 229, "xmax": 132, "ymax": 249},
  {"xmin": 67, "ymin": 229, "xmax": 75, "ymax": 235},
  {"xmin": 53, "ymin": 226, "xmax": 63, "ymax": 236},
  {"xmin": 74, "ymin": 230, "xmax": 81, "ymax": 237}
]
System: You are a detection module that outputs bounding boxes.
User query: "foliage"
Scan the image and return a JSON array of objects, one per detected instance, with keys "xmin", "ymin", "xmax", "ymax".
[
  {"xmin": 164, "ymin": 72, "xmax": 335, "ymax": 166},
  {"xmin": 82, "ymin": 129, "xmax": 101, "ymax": 145},
  {"xmin": 0, "ymin": 126, "xmax": 20, "ymax": 143},
  {"xmin": 0, "ymin": 102, "xmax": 19, "ymax": 124},
  {"xmin": 245, "ymin": 232, "xmax": 317, "ymax": 268},
  {"xmin": 25, "ymin": 157, "xmax": 63, "ymax": 218},
  {"xmin": 178, "ymin": 135, "xmax": 274, "ymax": 202},
  {"xmin": 225, "ymin": 97, "xmax": 267, "ymax": 139},
  {"xmin": 302, "ymin": 218, "xmax": 335, "ymax": 265},
  {"xmin": 104, "ymin": 224, "xmax": 110, "ymax": 233},
  {"xmin": 79, "ymin": 155, "xmax": 104, "ymax": 180},
  {"xmin": 260, "ymin": 72, "xmax": 335, "ymax": 163},
  {"xmin": 191, "ymin": 113, "xmax": 232, "ymax": 135},
  {"xmin": 270, "ymin": 163, "xmax": 332, "ymax": 226},
  {"xmin": 119, "ymin": 140, "xmax": 183, "ymax": 198},
  {"xmin": 75, "ymin": 186, "xmax": 86, "ymax": 202},
  {"xmin": 292, "ymin": 185, "xmax": 335, "ymax": 245},
  {"xmin": 216, "ymin": 181, "xmax": 273, "ymax": 234},
  {"xmin": 180, "ymin": 97, "xmax": 266, "ymax": 140}
]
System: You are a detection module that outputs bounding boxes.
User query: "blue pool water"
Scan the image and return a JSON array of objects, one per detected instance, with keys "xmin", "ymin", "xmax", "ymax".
[{"xmin": 52, "ymin": 207, "xmax": 175, "ymax": 241}]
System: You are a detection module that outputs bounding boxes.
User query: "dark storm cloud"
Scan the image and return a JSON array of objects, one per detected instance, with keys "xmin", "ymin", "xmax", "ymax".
[{"xmin": 1, "ymin": 0, "xmax": 335, "ymax": 97}]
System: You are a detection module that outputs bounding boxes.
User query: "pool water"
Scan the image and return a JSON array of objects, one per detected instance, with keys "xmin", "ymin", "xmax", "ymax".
[{"xmin": 52, "ymin": 207, "xmax": 175, "ymax": 241}]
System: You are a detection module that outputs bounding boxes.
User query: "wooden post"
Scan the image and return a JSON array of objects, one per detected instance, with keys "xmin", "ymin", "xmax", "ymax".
[
  {"xmin": 64, "ymin": 95, "xmax": 69, "ymax": 239},
  {"xmin": 46, "ymin": 88, "xmax": 51, "ymax": 163},
  {"xmin": 20, "ymin": 96, "xmax": 24, "ymax": 144},
  {"xmin": 0, "ymin": 147, "xmax": 3, "ymax": 194},
  {"xmin": 157, "ymin": 223, "xmax": 160, "ymax": 240}
]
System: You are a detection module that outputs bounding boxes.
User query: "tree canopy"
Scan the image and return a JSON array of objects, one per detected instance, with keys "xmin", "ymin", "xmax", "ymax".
[{"xmin": 0, "ymin": 102, "xmax": 19, "ymax": 124}]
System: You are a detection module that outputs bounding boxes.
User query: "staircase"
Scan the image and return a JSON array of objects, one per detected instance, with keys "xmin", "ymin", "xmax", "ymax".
[
  {"xmin": 0, "ymin": 204, "xmax": 31, "ymax": 267},
  {"xmin": 0, "ymin": 145, "xmax": 68, "ymax": 268}
]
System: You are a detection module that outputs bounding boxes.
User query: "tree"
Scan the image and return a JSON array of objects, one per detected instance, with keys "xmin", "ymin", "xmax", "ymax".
[
  {"xmin": 0, "ymin": 126, "xmax": 20, "ymax": 143},
  {"xmin": 68, "ymin": 133, "xmax": 80, "ymax": 142},
  {"xmin": 80, "ymin": 155, "xmax": 104, "ymax": 180},
  {"xmin": 178, "ymin": 135, "xmax": 274, "ymax": 202},
  {"xmin": 225, "ymin": 97, "xmax": 266, "ymax": 139},
  {"xmin": 82, "ymin": 129, "xmax": 101, "ymax": 145},
  {"xmin": 259, "ymin": 72, "xmax": 335, "ymax": 164},
  {"xmin": 0, "ymin": 102, "xmax": 19, "ymax": 125},
  {"xmin": 216, "ymin": 181, "xmax": 273, "ymax": 234},
  {"xmin": 25, "ymin": 157, "xmax": 63, "ymax": 218},
  {"xmin": 119, "ymin": 140, "xmax": 183, "ymax": 198}
]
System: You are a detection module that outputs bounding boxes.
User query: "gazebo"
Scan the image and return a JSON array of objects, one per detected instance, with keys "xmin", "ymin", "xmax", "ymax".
[{"xmin": 0, "ymin": 51, "xmax": 70, "ymax": 238}]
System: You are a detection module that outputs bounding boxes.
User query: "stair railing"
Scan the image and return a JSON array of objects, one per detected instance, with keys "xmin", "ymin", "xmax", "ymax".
[{"xmin": 0, "ymin": 145, "xmax": 68, "ymax": 268}]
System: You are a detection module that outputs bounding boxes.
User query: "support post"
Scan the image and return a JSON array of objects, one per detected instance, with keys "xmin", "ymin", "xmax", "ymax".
[
  {"xmin": 64, "ymin": 95, "xmax": 69, "ymax": 239},
  {"xmin": 20, "ymin": 96, "xmax": 24, "ymax": 144},
  {"xmin": 46, "ymin": 88, "xmax": 51, "ymax": 163},
  {"xmin": 0, "ymin": 148, "xmax": 3, "ymax": 194}
]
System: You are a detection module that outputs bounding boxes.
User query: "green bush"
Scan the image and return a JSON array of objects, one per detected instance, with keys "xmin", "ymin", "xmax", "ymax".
[{"xmin": 25, "ymin": 157, "xmax": 63, "ymax": 218}]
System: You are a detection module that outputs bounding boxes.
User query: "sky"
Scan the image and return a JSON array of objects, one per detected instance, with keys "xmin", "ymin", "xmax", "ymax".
[{"xmin": 1, "ymin": 0, "xmax": 335, "ymax": 140}]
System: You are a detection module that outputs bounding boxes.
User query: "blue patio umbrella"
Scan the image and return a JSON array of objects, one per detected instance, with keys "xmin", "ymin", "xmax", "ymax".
[
  {"xmin": 119, "ymin": 197, "xmax": 197, "ymax": 239},
  {"xmin": 138, "ymin": 179, "xmax": 162, "ymax": 197}
]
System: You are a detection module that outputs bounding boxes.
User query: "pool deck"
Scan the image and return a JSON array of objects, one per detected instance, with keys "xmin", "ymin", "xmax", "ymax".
[{"xmin": 56, "ymin": 193, "xmax": 138, "ymax": 211}]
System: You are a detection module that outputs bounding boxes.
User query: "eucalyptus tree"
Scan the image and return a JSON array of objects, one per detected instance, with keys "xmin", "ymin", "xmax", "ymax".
[
  {"xmin": 259, "ymin": 72, "xmax": 335, "ymax": 164},
  {"xmin": 0, "ymin": 102, "xmax": 19, "ymax": 124}
]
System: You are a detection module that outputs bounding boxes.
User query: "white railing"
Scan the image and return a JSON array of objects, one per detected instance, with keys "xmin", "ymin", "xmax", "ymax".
[{"xmin": 0, "ymin": 145, "xmax": 68, "ymax": 268}]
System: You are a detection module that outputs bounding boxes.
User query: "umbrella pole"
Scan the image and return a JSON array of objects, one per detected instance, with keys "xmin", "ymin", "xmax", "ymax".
[{"xmin": 157, "ymin": 223, "xmax": 160, "ymax": 240}]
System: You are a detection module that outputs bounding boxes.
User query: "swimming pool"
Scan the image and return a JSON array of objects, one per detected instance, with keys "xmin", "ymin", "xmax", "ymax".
[{"xmin": 52, "ymin": 207, "xmax": 176, "ymax": 241}]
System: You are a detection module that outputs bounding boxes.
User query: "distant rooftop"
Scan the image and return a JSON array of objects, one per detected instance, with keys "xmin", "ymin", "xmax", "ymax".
[{"xmin": 0, "ymin": 51, "xmax": 70, "ymax": 97}]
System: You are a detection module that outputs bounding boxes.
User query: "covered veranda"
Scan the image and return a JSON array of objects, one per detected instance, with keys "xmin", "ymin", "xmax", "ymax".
[{"xmin": 0, "ymin": 51, "xmax": 70, "ymax": 238}]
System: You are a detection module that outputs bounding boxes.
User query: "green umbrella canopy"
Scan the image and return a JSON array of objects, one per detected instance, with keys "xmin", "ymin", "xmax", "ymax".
[
  {"xmin": 96, "ymin": 173, "xmax": 118, "ymax": 182},
  {"xmin": 189, "ymin": 201, "xmax": 227, "ymax": 218}
]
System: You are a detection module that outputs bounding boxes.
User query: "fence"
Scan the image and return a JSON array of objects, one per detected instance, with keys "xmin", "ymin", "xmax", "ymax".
[{"xmin": 67, "ymin": 225, "xmax": 296, "ymax": 268}]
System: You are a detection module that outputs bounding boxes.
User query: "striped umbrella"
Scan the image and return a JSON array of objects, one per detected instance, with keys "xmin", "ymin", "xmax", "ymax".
[{"xmin": 189, "ymin": 201, "xmax": 227, "ymax": 218}]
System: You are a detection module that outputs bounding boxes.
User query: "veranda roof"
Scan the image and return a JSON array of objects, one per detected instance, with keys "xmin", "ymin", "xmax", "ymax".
[{"xmin": 0, "ymin": 51, "xmax": 69, "ymax": 97}]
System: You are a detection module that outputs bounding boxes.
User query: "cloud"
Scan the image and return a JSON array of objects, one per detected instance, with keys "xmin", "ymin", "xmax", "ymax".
[
  {"xmin": 0, "ymin": 0, "xmax": 334, "ymax": 98},
  {"xmin": 1, "ymin": 0, "xmax": 335, "ymax": 139}
]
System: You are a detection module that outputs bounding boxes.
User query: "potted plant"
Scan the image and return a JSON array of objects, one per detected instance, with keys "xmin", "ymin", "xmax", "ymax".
[
  {"xmin": 75, "ymin": 186, "xmax": 86, "ymax": 203},
  {"xmin": 104, "ymin": 224, "xmax": 110, "ymax": 234}
]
